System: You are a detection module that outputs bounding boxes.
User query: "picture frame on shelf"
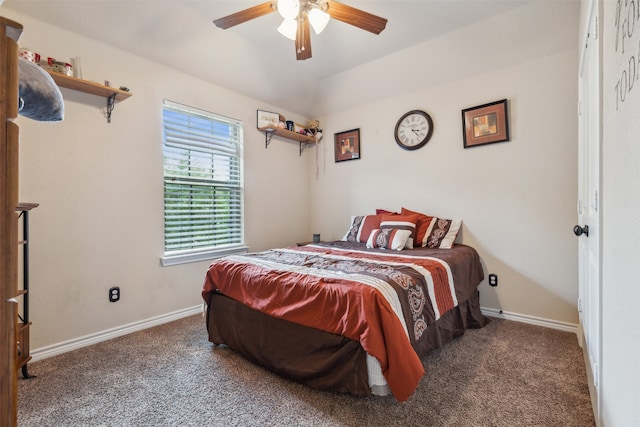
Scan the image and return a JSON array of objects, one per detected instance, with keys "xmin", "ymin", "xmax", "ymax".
[
  {"xmin": 462, "ymin": 99, "xmax": 510, "ymax": 148},
  {"xmin": 257, "ymin": 109, "xmax": 280, "ymax": 129},
  {"xmin": 334, "ymin": 128, "xmax": 361, "ymax": 162}
]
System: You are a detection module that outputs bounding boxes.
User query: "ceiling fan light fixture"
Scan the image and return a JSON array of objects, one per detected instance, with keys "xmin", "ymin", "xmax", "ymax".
[
  {"xmin": 308, "ymin": 8, "xmax": 330, "ymax": 35},
  {"xmin": 277, "ymin": 19, "xmax": 298, "ymax": 40},
  {"xmin": 277, "ymin": 0, "xmax": 300, "ymax": 20}
]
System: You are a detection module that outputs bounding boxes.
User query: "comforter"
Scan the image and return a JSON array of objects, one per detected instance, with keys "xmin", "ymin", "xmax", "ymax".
[{"xmin": 202, "ymin": 241, "xmax": 484, "ymax": 401}]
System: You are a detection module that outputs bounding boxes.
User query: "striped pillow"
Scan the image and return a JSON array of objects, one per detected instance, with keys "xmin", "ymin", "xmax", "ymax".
[
  {"xmin": 366, "ymin": 228, "xmax": 412, "ymax": 251},
  {"xmin": 380, "ymin": 214, "xmax": 419, "ymax": 249},
  {"xmin": 423, "ymin": 218, "xmax": 462, "ymax": 249},
  {"xmin": 341, "ymin": 214, "xmax": 384, "ymax": 243}
]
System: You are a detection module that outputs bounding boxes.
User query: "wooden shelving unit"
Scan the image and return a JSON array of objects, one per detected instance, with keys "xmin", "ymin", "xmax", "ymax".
[
  {"xmin": 46, "ymin": 71, "xmax": 132, "ymax": 101},
  {"xmin": 16, "ymin": 202, "xmax": 38, "ymax": 380},
  {"xmin": 2, "ymin": 15, "xmax": 24, "ymax": 425},
  {"xmin": 258, "ymin": 126, "xmax": 318, "ymax": 156},
  {"xmin": 46, "ymin": 71, "xmax": 132, "ymax": 122}
]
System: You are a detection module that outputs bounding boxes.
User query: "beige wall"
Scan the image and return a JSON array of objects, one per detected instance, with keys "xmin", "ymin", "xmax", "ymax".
[
  {"xmin": 9, "ymin": 10, "xmax": 311, "ymax": 350},
  {"xmin": 6, "ymin": 0, "xmax": 582, "ymax": 352},
  {"xmin": 310, "ymin": 1, "xmax": 580, "ymax": 325}
]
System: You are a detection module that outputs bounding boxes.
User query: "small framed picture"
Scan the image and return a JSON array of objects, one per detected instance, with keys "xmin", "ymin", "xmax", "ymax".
[
  {"xmin": 334, "ymin": 128, "xmax": 361, "ymax": 162},
  {"xmin": 256, "ymin": 109, "xmax": 280, "ymax": 129},
  {"xmin": 462, "ymin": 99, "xmax": 510, "ymax": 148}
]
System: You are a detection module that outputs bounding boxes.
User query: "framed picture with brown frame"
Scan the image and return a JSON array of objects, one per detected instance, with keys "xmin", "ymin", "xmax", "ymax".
[
  {"xmin": 334, "ymin": 128, "xmax": 361, "ymax": 162},
  {"xmin": 462, "ymin": 99, "xmax": 510, "ymax": 148}
]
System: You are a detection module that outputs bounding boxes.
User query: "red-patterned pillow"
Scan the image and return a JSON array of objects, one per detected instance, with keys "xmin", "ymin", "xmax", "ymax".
[
  {"xmin": 366, "ymin": 228, "xmax": 412, "ymax": 251},
  {"xmin": 341, "ymin": 215, "xmax": 384, "ymax": 243},
  {"xmin": 380, "ymin": 214, "xmax": 419, "ymax": 249},
  {"xmin": 401, "ymin": 207, "xmax": 434, "ymax": 247}
]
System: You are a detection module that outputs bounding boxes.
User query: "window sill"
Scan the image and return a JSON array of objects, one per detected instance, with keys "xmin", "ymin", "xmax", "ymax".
[{"xmin": 161, "ymin": 245, "xmax": 249, "ymax": 267}]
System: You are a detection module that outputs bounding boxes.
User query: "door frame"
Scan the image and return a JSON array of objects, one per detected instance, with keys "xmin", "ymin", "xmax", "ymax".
[{"xmin": 577, "ymin": 0, "xmax": 602, "ymax": 423}]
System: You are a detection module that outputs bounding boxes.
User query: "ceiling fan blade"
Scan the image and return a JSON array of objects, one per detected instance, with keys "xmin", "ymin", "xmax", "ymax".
[
  {"xmin": 213, "ymin": 2, "xmax": 276, "ymax": 29},
  {"xmin": 295, "ymin": 16, "xmax": 312, "ymax": 61},
  {"xmin": 325, "ymin": 0, "xmax": 387, "ymax": 35}
]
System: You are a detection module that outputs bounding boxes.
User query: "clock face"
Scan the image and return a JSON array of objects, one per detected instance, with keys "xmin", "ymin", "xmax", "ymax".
[{"xmin": 394, "ymin": 110, "xmax": 434, "ymax": 150}]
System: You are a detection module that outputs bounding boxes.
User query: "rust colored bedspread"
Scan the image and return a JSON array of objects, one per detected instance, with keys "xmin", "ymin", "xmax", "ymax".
[{"xmin": 203, "ymin": 242, "xmax": 488, "ymax": 401}]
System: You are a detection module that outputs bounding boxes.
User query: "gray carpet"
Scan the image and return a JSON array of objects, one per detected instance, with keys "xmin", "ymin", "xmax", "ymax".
[{"xmin": 18, "ymin": 314, "xmax": 595, "ymax": 426}]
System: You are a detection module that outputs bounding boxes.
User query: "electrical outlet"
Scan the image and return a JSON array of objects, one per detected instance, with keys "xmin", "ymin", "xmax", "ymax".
[
  {"xmin": 109, "ymin": 286, "xmax": 120, "ymax": 302},
  {"xmin": 488, "ymin": 274, "xmax": 498, "ymax": 287}
]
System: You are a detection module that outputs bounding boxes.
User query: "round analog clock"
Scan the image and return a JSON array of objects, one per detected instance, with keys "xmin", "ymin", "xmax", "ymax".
[{"xmin": 394, "ymin": 110, "xmax": 434, "ymax": 150}]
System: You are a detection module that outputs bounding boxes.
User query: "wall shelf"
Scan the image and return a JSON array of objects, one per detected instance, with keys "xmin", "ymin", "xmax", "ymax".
[
  {"xmin": 258, "ymin": 126, "xmax": 318, "ymax": 156},
  {"xmin": 46, "ymin": 72, "xmax": 132, "ymax": 101},
  {"xmin": 46, "ymin": 71, "xmax": 132, "ymax": 122}
]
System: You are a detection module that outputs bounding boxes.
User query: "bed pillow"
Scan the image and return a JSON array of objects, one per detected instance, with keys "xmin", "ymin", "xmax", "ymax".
[
  {"xmin": 375, "ymin": 208, "xmax": 398, "ymax": 215},
  {"xmin": 18, "ymin": 57, "xmax": 64, "ymax": 122},
  {"xmin": 424, "ymin": 218, "xmax": 462, "ymax": 249},
  {"xmin": 400, "ymin": 207, "xmax": 434, "ymax": 247},
  {"xmin": 366, "ymin": 228, "xmax": 412, "ymax": 251},
  {"xmin": 380, "ymin": 214, "xmax": 419, "ymax": 249},
  {"xmin": 341, "ymin": 214, "xmax": 384, "ymax": 243}
]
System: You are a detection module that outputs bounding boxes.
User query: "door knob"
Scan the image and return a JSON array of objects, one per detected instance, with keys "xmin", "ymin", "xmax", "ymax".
[{"xmin": 573, "ymin": 224, "xmax": 589, "ymax": 237}]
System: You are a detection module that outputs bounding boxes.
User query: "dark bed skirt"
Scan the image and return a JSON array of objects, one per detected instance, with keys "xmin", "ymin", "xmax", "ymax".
[{"xmin": 206, "ymin": 290, "xmax": 488, "ymax": 397}]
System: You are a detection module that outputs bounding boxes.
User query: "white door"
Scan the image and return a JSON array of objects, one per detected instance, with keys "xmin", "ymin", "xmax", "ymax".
[{"xmin": 577, "ymin": 1, "xmax": 601, "ymax": 421}]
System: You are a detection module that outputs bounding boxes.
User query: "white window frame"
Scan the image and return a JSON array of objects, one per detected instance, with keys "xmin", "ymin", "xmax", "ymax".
[{"xmin": 161, "ymin": 100, "xmax": 247, "ymax": 266}]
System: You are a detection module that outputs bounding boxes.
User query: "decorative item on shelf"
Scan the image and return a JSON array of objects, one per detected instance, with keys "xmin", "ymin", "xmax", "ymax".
[
  {"xmin": 47, "ymin": 57, "xmax": 73, "ymax": 76},
  {"xmin": 257, "ymin": 109, "xmax": 280, "ymax": 129},
  {"xmin": 286, "ymin": 120, "xmax": 294, "ymax": 131},
  {"xmin": 18, "ymin": 48, "xmax": 40, "ymax": 64},
  {"xmin": 71, "ymin": 56, "xmax": 82, "ymax": 79},
  {"xmin": 305, "ymin": 119, "xmax": 322, "ymax": 140}
]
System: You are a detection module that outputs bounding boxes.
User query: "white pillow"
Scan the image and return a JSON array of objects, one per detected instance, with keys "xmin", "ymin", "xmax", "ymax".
[
  {"xmin": 366, "ymin": 228, "xmax": 411, "ymax": 251},
  {"xmin": 380, "ymin": 217, "xmax": 417, "ymax": 250}
]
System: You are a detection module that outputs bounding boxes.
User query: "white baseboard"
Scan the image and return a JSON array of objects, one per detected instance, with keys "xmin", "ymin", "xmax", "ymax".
[
  {"xmin": 30, "ymin": 305, "xmax": 202, "ymax": 363},
  {"xmin": 481, "ymin": 307, "xmax": 578, "ymax": 334},
  {"xmin": 30, "ymin": 305, "xmax": 576, "ymax": 363}
]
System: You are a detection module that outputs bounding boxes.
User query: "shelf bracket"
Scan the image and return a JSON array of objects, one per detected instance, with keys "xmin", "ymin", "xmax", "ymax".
[
  {"xmin": 264, "ymin": 130, "xmax": 275, "ymax": 149},
  {"xmin": 105, "ymin": 93, "xmax": 117, "ymax": 123},
  {"xmin": 300, "ymin": 140, "xmax": 314, "ymax": 156}
]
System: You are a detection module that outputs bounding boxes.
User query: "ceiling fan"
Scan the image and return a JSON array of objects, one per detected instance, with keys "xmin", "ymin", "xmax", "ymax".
[{"xmin": 213, "ymin": 0, "xmax": 388, "ymax": 61}]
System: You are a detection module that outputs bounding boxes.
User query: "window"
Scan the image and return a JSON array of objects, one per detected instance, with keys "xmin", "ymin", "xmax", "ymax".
[{"xmin": 161, "ymin": 100, "xmax": 246, "ymax": 266}]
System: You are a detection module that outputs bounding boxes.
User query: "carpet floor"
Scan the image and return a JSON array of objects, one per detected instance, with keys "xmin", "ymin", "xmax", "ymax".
[{"xmin": 18, "ymin": 314, "xmax": 595, "ymax": 426}]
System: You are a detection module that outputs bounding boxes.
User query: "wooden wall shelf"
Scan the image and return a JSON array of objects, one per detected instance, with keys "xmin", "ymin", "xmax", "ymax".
[
  {"xmin": 46, "ymin": 71, "xmax": 132, "ymax": 123},
  {"xmin": 258, "ymin": 126, "xmax": 318, "ymax": 156},
  {"xmin": 46, "ymin": 71, "xmax": 132, "ymax": 101}
]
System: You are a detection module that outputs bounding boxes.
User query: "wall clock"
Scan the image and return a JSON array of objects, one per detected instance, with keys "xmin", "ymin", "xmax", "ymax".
[{"xmin": 394, "ymin": 110, "xmax": 434, "ymax": 150}]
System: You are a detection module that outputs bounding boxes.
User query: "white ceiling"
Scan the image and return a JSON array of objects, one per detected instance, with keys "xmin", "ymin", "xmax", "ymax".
[{"xmin": 4, "ymin": 0, "xmax": 533, "ymax": 116}]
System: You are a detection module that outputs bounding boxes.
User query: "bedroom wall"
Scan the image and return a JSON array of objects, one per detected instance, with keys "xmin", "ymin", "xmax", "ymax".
[
  {"xmin": 308, "ymin": 1, "xmax": 581, "ymax": 326},
  {"xmin": 5, "ymin": 9, "xmax": 312, "ymax": 350},
  {"xmin": 3, "ymin": 1, "xmax": 582, "ymax": 352}
]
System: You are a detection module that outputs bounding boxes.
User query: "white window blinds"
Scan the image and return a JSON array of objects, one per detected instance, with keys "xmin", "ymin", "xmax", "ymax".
[{"xmin": 162, "ymin": 100, "xmax": 244, "ymax": 260}]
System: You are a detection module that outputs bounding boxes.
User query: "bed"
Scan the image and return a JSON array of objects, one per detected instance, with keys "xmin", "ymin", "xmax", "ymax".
[{"xmin": 202, "ymin": 228, "xmax": 488, "ymax": 401}]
